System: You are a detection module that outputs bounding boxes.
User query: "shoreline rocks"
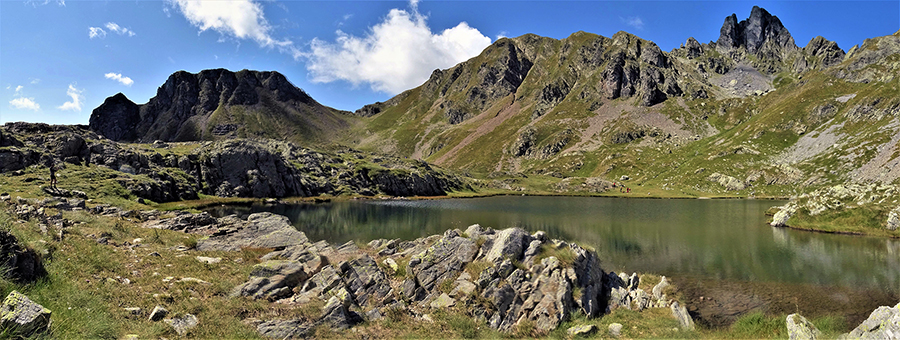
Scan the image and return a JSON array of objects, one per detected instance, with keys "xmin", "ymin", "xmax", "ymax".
[{"xmin": 183, "ymin": 210, "xmax": 694, "ymax": 337}]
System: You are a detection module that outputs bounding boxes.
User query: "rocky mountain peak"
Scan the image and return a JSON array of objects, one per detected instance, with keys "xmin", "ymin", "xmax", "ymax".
[
  {"xmin": 89, "ymin": 92, "xmax": 140, "ymax": 141},
  {"xmin": 90, "ymin": 68, "xmax": 347, "ymax": 143},
  {"xmin": 717, "ymin": 6, "xmax": 797, "ymax": 54}
]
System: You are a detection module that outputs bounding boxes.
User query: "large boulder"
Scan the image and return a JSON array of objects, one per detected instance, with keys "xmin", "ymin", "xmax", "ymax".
[
  {"xmin": 196, "ymin": 213, "xmax": 310, "ymax": 251},
  {"xmin": 0, "ymin": 291, "xmax": 52, "ymax": 337},
  {"xmin": 845, "ymin": 303, "xmax": 900, "ymax": 339},
  {"xmin": 670, "ymin": 301, "xmax": 695, "ymax": 330},
  {"xmin": 485, "ymin": 228, "xmax": 532, "ymax": 263}
]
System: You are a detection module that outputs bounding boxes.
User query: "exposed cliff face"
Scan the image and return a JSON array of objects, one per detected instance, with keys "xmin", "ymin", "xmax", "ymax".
[{"xmin": 90, "ymin": 69, "xmax": 351, "ymax": 144}]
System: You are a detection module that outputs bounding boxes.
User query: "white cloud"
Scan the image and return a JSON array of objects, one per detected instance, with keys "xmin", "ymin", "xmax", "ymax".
[
  {"xmin": 168, "ymin": 0, "xmax": 291, "ymax": 48},
  {"xmin": 623, "ymin": 16, "xmax": 644, "ymax": 30},
  {"xmin": 89, "ymin": 27, "xmax": 106, "ymax": 39},
  {"xmin": 30, "ymin": 78, "xmax": 40, "ymax": 84},
  {"xmin": 104, "ymin": 72, "xmax": 134, "ymax": 86},
  {"xmin": 10, "ymin": 97, "xmax": 40, "ymax": 111},
  {"xmin": 305, "ymin": 2, "xmax": 492, "ymax": 94},
  {"xmin": 57, "ymin": 84, "xmax": 84, "ymax": 112},
  {"xmin": 105, "ymin": 22, "xmax": 136, "ymax": 37},
  {"xmin": 15, "ymin": 85, "xmax": 23, "ymax": 94}
]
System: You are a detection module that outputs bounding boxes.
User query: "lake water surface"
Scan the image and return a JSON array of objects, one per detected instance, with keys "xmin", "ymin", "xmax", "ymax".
[{"xmin": 207, "ymin": 196, "xmax": 899, "ymax": 326}]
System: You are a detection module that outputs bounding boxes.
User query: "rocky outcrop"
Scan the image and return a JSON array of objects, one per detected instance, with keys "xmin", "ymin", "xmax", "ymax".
[
  {"xmin": 90, "ymin": 69, "xmax": 350, "ymax": 143},
  {"xmin": 707, "ymin": 172, "xmax": 746, "ymax": 191},
  {"xmin": 89, "ymin": 93, "xmax": 140, "ymax": 141},
  {"xmin": 1, "ymin": 123, "xmax": 467, "ymax": 201},
  {"xmin": 717, "ymin": 6, "xmax": 797, "ymax": 56},
  {"xmin": 843, "ymin": 302, "xmax": 900, "ymax": 339},
  {"xmin": 0, "ymin": 291, "xmax": 52, "ymax": 338},
  {"xmin": 793, "ymin": 36, "xmax": 845, "ymax": 73},
  {"xmin": 214, "ymin": 223, "xmax": 691, "ymax": 338}
]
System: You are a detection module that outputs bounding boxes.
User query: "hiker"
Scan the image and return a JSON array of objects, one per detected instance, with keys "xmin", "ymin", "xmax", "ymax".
[
  {"xmin": 49, "ymin": 164, "xmax": 57, "ymax": 189},
  {"xmin": 626, "ymin": 187, "xmax": 631, "ymax": 193}
]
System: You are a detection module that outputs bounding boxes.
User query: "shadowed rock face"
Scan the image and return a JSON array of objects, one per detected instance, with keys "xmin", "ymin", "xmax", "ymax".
[
  {"xmin": 90, "ymin": 69, "xmax": 347, "ymax": 143},
  {"xmin": 89, "ymin": 93, "xmax": 140, "ymax": 141},
  {"xmin": 717, "ymin": 6, "xmax": 796, "ymax": 54}
]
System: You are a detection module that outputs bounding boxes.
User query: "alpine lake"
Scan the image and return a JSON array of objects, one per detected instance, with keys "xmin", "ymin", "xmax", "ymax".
[{"xmin": 206, "ymin": 195, "xmax": 899, "ymax": 328}]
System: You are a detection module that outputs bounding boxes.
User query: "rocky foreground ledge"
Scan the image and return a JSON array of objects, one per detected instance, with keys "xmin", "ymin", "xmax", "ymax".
[{"xmin": 143, "ymin": 210, "xmax": 694, "ymax": 337}]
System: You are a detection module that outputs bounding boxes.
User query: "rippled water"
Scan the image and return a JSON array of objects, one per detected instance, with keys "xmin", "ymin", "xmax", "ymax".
[{"xmin": 207, "ymin": 196, "xmax": 900, "ymax": 326}]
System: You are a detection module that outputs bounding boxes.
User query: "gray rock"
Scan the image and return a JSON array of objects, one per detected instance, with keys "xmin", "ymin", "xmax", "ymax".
[
  {"xmin": 232, "ymin": 260, "xmax": 308, "ymax": 301},
  {"xmin": 652, "ymin": 276, "xmax": 670, "ymax": 300},
  {"xmin": 786, "ymin": 313, "xmax": 820, "ymax": 340},
  {"xmin": 257, "ymin": 318, "xmax": 303, "ymax": 339},
  {"xmin": 0, "ymin": 291, "xmax": 51, "ymax": 337},
  {"xmin": 608, "ymin": 322, "xmax": 624, "ymax": 337},
  {"xmin": 196, "ymin": 256, "xmax": 222, "ymax": 264},
  {"xmin": 845, "ymin": 303, "xmax": 900, "ymax": 339},
  {"xmin": 771, "ymin": 202, "xmax": 798, "ymax": 227},
  {"xmin": 340, "ymin": 255, "xmax": 393, "ymax": 308},
  {"xmin": 485, "ymin": 228, "xmax": 531, "ymax": 263},
  {"xmin": 887, "ymin": 208, "xmax": 899, "ymax": 231},
  {"xmin": 196, "ymin": 212, "xmax": 310, "ymax": 251},
  {"xmin": 708, "ymin": 172, "xmax": 746, "ymax": 191},
  {"xmin": 671, "ymin": 301, "xmax": 695, "ymax": 330},
  {"xmin": 165, "ymin": 314, "xmax": 199, "ymax": 336},
  {"xmin": 567, "ymin": 324, "xmax": 598, "ymax": 337},
  {"xmin": 430, "ymin": 293, "xmax": 456, "ymax": 309},
  {"xmin": 409, "ymin": 229, "xmax": 478, "ymax": 292},
  {"xmin": 148, "ymin": 305, "xmax": 169, "ymax": 322}
]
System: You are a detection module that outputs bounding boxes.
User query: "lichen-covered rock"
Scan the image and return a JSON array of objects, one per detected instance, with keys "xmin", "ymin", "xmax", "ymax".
[
  {"xmin": 786, "ymin": 313, "xmax": 820, "ymax": 340},
  {"xmin": 608, "ymin": 323, "xmax": 624, "ymax": 337},
  {"xmin": 0, "ymin": 291, "xmax": 51, "ymax": 337},
  {"xmin": 845, "ymin": 303, "xmax": 900, "ymax": 339},
  {"xmin": 165, "ymin": 314, "xmax": 199, "ymax": 336},
  {"xmin": 567, "ymin": 324, "xmax": 598, "ymax": 336}
]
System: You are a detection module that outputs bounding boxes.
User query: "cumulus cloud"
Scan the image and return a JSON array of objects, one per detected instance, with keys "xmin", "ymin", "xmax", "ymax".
[
  {"xmin": 15, "ymin": 85, "xmax": 23, "ymax": 94},
  {"xmin": 105, "ymin": 22, "xmax": 136, "ymax": 37},
  {"xmin": 168, "ymin": 0, "xmax": 291, "ymax": 48},
  {"xmin": 57, "ymin": 84, "xmax": 84, "ymax": 112},
  {"xmin": 89, "ymin": 27, "xmax": 106, "ymax": 39},
  {"xmin": 104, "ymin": 72, "xmax": 134, "ymax": 86},
  {"xmin": 623, "ymin": 16, "xmax": 644, "ymax": 30},
  {"xmin": 305, "ymin": 1, "xmax": 492, "ymax": 94},
  {"xmin": 10, "ymin": 97, "xmax": 40, "ymax": 111}
]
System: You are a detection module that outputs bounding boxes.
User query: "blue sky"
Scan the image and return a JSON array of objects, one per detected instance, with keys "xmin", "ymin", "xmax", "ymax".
[{"xmin": 1, "ymin": 1, "xmax": 898, "ymax": 125}]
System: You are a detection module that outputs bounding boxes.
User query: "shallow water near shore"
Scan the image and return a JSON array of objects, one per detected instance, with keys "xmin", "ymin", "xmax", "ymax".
[{"xmin": 207, "ymin": 195, "xmax": 899, "ymax": 327}]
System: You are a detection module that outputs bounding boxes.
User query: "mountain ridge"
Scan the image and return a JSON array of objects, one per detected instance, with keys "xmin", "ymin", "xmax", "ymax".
[{"xmin": 90, "ymin": 69, "xmax": 353, "ymax": 145}]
